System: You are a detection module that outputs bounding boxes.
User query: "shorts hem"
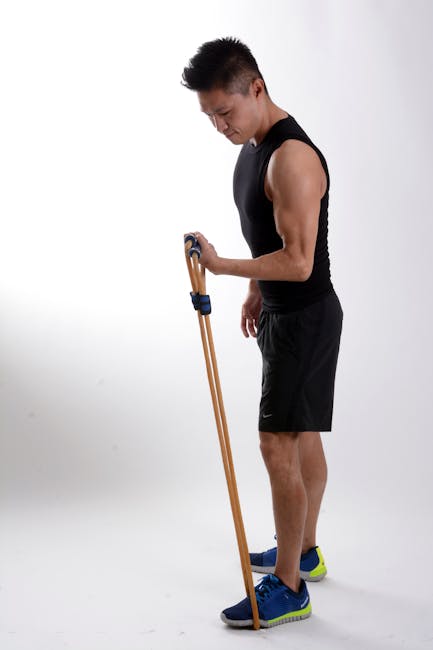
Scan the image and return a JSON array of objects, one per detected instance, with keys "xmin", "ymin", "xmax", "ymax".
[{"xmin": 258, "ymin": 423, "xmax": 332, "ymax": 433}]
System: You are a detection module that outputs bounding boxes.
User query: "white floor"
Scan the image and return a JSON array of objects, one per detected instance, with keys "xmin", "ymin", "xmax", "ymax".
[{"xmin": 2, "ymin": 486, "xmax": 433, "ymax": 650}]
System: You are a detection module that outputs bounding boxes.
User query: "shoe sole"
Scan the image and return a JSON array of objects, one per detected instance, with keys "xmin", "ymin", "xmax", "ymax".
[
  {"xmin": 220, "ymin": 604, "xmax": 312, "ymax": 628},
  {"xmin": 250, "ymin": 565, "xmax": 327, "ymax": 582}
]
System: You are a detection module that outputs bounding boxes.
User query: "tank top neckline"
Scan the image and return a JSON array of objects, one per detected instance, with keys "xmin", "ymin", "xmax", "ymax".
[{"xmin": 247, "ymin": 113, "xmax": 291, "ymax": 153}]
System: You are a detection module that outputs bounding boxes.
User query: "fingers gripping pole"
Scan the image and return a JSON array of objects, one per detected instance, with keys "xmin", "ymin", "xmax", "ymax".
[{"xmin": 183, "ymin": 234, "xmax": 260, "ymax": 630}]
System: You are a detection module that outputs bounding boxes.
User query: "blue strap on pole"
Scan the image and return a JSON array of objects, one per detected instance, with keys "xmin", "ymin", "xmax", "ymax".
[
  {"xmin": 190, "ymin": 291, "xmax": 201, "ymax": 311},
  {"xmin": 198, "ymin": 293, "xmax": 211, "ymax": 315},
  {"xmin": 190, "ymin": 292, "xmax": 211, "ymax": 315}
]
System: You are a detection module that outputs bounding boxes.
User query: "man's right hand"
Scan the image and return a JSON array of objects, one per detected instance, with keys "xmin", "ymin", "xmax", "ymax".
[{"xmin": 241, "ymin": 280, "xmax": 262, "ymax": 338}]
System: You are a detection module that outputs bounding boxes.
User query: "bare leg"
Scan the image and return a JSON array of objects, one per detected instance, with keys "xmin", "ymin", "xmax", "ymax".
[
  {"xmin": 299, "ymin": 431, "xmax": 327, "ymax": 554},
  {"xmin": 259, "ymin": 430, "xmax": 306, "ymax": 592}
]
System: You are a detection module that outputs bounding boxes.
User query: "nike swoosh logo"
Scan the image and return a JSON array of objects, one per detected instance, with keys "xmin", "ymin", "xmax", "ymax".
[{"xmin": 262, "ymin": 413, "xmax": 273, "ymax": 418}]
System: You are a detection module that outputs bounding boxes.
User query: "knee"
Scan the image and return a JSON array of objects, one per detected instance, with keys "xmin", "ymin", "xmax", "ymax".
[
  {"xmin": 299, "ymin": 431, "xmax": 328, "ymax": 486},
  {"xmin": 259, "ymin": 433, "xmax": 299, "ymax": 475},
  {"xmin": 259, "ymin": 436, "xmax": 276, "ymax": 469}
]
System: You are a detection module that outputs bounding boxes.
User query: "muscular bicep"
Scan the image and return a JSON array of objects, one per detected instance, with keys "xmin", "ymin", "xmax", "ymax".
[{"xmin": 266, "ymin": 140, "xmax": 324, "ymax": 279}]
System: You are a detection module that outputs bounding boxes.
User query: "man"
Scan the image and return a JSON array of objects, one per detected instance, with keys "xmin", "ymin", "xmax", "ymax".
[{"xmin": 182, "ymin": 37, "xmax": 343, "ymax": 628}]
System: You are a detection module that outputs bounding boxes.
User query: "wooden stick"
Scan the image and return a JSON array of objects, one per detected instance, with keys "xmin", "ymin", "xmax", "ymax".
[{"xmin": 184, "ymin": 241, "xmax": 260, "ymax": 630}]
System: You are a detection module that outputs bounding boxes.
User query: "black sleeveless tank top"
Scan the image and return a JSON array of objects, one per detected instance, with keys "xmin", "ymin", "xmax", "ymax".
[{"xmin": 233, "ymin": 114, "xmax": 334, "ymax": 312}]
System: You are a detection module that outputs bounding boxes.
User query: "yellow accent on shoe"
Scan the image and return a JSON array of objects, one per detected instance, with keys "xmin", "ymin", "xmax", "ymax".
[
  {"xmin": 309, "ymin": 546, "xmax": 327, "ymax": 578},
  {"xmin": 266, "ymin": 602, "xmax": 312, "ymax": 625}
]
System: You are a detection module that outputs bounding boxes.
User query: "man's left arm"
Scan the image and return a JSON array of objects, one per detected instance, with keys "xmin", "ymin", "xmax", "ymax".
[{"xmin": 196, "ymin": 139, "xmax": 324, "ymax": 281}]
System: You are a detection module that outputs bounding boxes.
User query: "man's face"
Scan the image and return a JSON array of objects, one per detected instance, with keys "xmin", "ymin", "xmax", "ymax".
[{"xmin": 197, "ymin": 82, "xmax": 261, "ymax": 145}]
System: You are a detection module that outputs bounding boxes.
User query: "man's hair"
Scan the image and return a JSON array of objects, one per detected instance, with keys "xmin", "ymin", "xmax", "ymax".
[{"xmin": 182, "ymin": 37, "xmax": 268, "ymax": 96}]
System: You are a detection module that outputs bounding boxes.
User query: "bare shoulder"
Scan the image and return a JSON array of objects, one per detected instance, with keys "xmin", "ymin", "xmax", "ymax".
[{"xmin": 265, "ymin": 139, "xmax": 327, "ymax": 200}]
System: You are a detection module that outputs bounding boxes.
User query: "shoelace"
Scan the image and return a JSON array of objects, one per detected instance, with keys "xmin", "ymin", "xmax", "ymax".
[{"xmin": 255, "ymin": 576, "xmax": 278, "ymax": 605}]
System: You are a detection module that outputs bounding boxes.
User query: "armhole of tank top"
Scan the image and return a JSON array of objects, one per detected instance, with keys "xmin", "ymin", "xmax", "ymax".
[
  {"xmin": 298, "ymin": 138, "xmax": 330, "ymax": 196},
  {"xmin": 260, "ymin": 152, "xmax": 274, "ymax": 204},
  {"xmin": 264, "ymin": 136, "xmax": 329, "ymax": 197}
]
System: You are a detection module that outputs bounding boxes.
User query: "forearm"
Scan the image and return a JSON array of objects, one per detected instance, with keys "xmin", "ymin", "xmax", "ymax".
[{"xmin": 216, "ymin": 248, "xmax": 308, "ymax": 282}]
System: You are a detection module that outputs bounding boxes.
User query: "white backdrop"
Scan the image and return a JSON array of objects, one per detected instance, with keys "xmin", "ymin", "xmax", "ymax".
[{"xmin": 1, "ymin": 2, "xmax": 432, "ymax": 649}]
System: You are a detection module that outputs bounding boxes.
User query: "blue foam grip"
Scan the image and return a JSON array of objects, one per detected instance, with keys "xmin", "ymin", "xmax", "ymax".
[
  {"xmin": 199, "ymin": 294, "xmax": 211, "ymax": 315},
  {"xmin": 189, "ymin": 292, "xmax": 211, "ymax": 315},
  {"xmin": 184, "ymin": 233, "xmax": 197, "ymax": 247},
  {"xmin": 188, "ymin": 244, "xmax": 201, "ymax": 259},
  {"xmin": 190, "ymin": 291, "xmax": 201, "ymax": 310}
]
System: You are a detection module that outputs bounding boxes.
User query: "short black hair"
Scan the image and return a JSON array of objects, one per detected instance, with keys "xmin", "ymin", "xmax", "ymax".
[{"xmin": 182, "ymin": 36, "xmax": 268, "ymax": 95}]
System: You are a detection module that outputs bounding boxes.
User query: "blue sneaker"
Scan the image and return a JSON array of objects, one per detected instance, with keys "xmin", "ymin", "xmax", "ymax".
[
  {"xmin": 221, "ymin": 574, "xmax": 311, "ymax": 628},
  {"xmin": 250, "ymin": 544, "xmax": 327, "ymax": 582}
]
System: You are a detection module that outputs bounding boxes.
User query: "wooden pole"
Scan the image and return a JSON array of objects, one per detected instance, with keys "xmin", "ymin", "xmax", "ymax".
[{"xmin": 184, "ymin": 238, "xmax": 260, "ymax": 630}]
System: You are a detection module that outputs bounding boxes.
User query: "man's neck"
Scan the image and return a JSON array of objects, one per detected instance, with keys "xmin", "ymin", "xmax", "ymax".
[{"xmin": 250, "ymin": 103, "xmax": 288, "ymax": 147}]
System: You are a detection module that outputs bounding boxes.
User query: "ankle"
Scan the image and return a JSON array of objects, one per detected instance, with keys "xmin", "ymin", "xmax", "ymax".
[
  {"xmin": 275, "ymin": 572, "xmax": 301, "ymax": 593},
  {"xmin": 301, "ymin": 542, "xmax": 316, "ymax": 555}
]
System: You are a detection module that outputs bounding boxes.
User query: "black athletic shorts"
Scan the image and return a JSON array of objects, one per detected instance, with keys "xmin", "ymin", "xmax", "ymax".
[{"xmin": 256, "ymin": 288, "xmax": 343, "ymax": 433}]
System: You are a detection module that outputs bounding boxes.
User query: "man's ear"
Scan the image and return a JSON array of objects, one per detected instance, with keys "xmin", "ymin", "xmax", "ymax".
[{"xmin": 252, "ymin": 78, "xmax": 265, "ymax": 98}]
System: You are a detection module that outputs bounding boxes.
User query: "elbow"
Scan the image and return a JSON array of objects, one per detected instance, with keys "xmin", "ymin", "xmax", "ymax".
[
  {"xmin": 280, "ymin": 248, "xmax": 312, "ymax": 282},
  {"xmin": 297, "ymin": 259, "xmax": 313, "ymax": 282},
  {"xmin": 281, "ymin": 245, "xmax": 312, "ymax": 282}
]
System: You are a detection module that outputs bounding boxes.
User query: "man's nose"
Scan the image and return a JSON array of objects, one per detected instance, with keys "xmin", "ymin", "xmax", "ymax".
[{"xmin": 213, "ymin": 114, "xmax": 228, "ymax": 133}]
